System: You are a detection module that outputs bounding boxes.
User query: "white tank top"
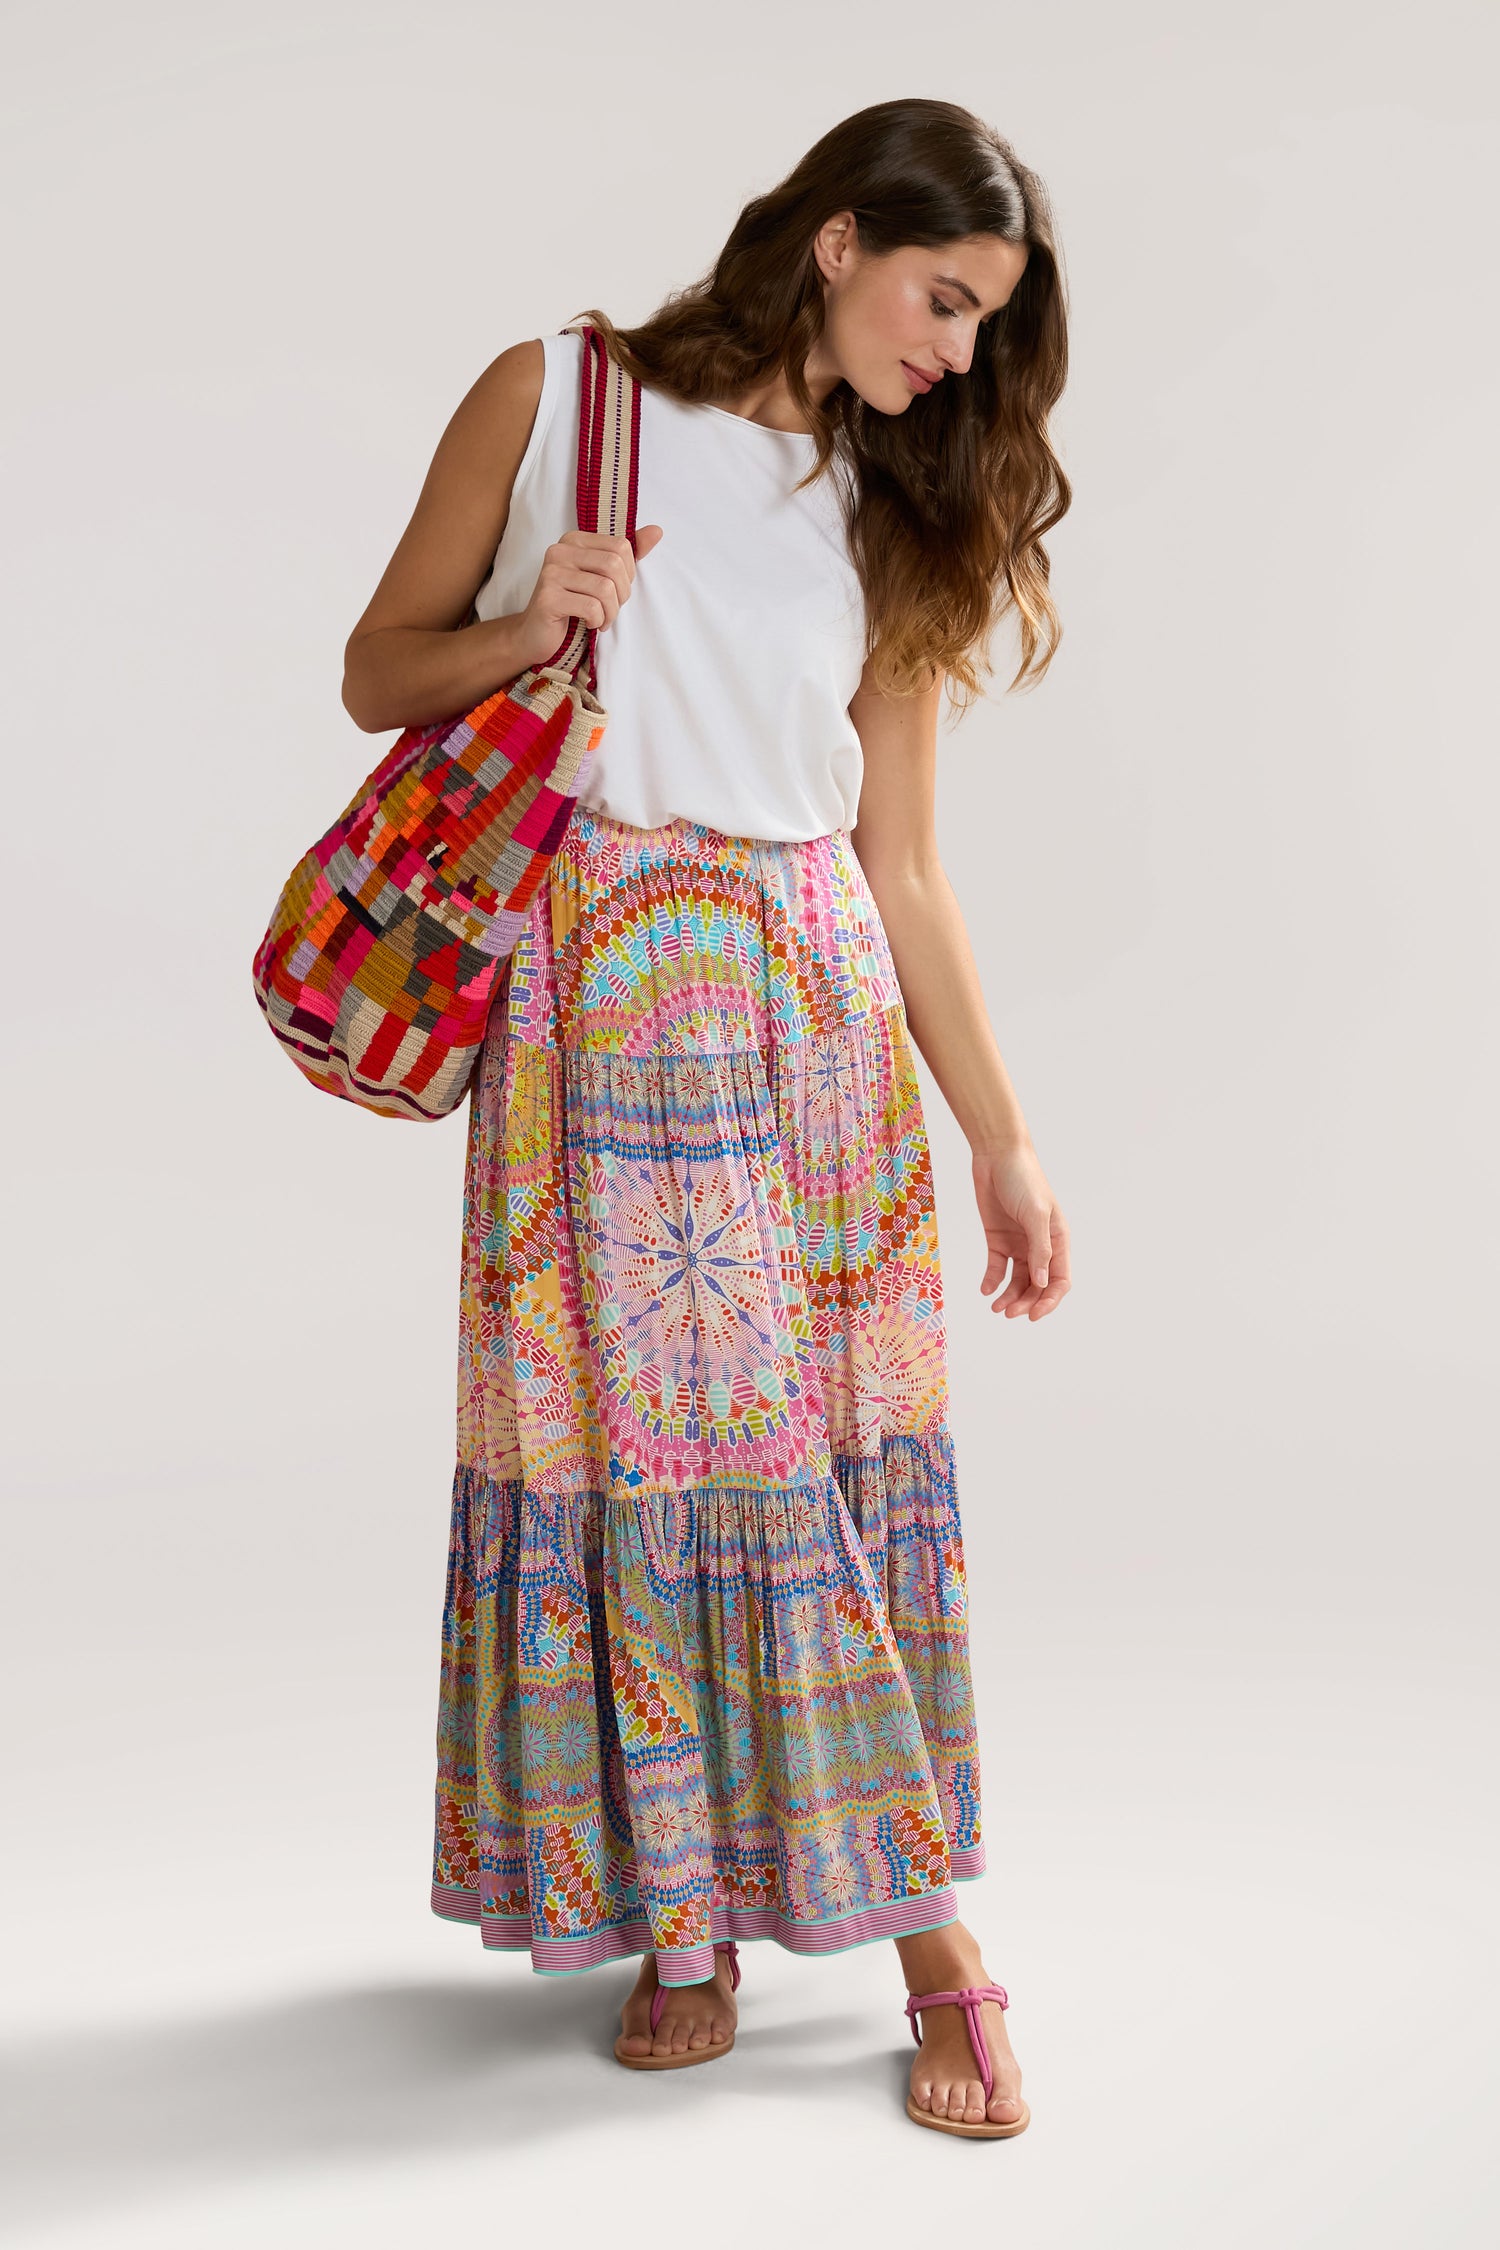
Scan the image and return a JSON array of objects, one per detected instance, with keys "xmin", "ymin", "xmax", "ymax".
[{"xmin": 471, "ymin": 329, "xmax": 868, "ymax": 841}]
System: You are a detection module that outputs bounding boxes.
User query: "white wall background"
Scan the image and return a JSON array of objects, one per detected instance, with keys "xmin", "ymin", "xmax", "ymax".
[{"xmin": 2, "ymin": 1, "xmax": 1495, "ymax": 2243}]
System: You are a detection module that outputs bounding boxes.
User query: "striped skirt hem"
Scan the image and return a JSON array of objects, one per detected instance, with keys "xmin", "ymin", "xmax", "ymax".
[{"xmin": 430, "ymin": 1848, "xmax": 986, "ymax": 1983}]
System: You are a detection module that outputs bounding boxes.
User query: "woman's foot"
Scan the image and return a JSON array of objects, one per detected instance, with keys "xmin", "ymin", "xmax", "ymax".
[
  {"xmin": 616, "ymin": 1946, "xmax": 739, "ymax": 2061},
  {"xmin": 895, "ymin": 1921, "xmax": 1027, "ymax": 2130}
]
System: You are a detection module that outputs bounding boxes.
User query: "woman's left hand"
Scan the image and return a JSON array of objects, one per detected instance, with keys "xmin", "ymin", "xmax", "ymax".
[{"xmin": 971, "ymin": 1141, "xmax": 1072, "ymax": 1320}]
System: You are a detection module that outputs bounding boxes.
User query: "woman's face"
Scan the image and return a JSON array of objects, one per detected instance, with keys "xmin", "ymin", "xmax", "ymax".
[{"xmin": 809, "ymin": 218, "xmax": 1030, "ymax": 413}]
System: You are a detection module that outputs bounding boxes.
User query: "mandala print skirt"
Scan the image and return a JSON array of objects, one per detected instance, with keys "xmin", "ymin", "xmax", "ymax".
[{"xmin": 431, "ymin": 807, "xmax": 985, "ymax": 1985}]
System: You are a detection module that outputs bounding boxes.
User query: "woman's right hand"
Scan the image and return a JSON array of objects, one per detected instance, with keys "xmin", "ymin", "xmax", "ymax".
[{"xmin": 510, "ymin": 524, "xmax": 665, "ymax": 672}]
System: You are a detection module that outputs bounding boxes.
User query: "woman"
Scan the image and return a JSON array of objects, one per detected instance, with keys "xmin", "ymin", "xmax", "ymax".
[{"xmin": 343, "ymin": 97, "xmax": 1072, "ymax": 2140}]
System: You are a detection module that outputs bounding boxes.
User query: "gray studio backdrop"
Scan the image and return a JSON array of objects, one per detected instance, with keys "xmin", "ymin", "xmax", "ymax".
[{"xmin": 2, "ymin": 3, "xmax": 1494, "ymax": 2246}]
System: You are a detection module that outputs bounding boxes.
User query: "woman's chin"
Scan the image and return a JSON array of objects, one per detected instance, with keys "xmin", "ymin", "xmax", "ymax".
[{"xmin": 853, "ymin": 380, "xmax": 918, "ymax": 417}]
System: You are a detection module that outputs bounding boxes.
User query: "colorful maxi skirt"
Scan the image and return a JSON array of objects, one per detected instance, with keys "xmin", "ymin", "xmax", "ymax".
[{"xmin": 431, "ymin": 807, "xmax": 985, "ymax": 1985}]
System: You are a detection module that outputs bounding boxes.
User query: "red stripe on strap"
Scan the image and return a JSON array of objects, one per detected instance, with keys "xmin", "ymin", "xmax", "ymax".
[
  {"xmin": 574, "ymin": 325, "xmax": 597, "ymax": 531},
  {"xmin": 589, "ymin": 328, "xmax": 608, "ymax": 529}
]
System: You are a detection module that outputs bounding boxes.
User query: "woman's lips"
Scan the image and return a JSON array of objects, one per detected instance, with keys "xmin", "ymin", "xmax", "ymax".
[{"xmin": 901, "ymin": 360, "xmax": 936, "ymax": 393}]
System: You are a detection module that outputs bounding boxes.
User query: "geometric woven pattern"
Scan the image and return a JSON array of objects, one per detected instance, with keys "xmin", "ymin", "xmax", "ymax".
[
  {"xmin": 250, "ymin": 323, "xmax": 641, "ymax": 1121},
  {"xmin": 432, "ymin": 808, "xmax": 985, "ymax": 1982},
  {"xmin": 249, "ymin": 671, "xmax": 609, "ymax": 1120}
]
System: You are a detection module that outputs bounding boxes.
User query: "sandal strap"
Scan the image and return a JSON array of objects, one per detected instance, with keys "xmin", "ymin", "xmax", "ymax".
[
  {"xmin": 650, "ymin": 1942, "xmax": 743, "ymax": 2028},
  {"xmin": 904, "ymin": 1984, "xmax": 1010, "ymax": 2102}
]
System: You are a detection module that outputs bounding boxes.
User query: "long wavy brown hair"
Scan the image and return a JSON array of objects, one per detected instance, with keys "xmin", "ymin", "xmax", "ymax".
[{"xmin": 573, "ymin": 98, "xmax": 1070, "ymax": 710}]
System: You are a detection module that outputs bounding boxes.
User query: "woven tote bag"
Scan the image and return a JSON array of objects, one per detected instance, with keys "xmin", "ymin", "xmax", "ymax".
[{"xmin": 251, "ymin": 320, "xmax": 642, "ymax": 1122}]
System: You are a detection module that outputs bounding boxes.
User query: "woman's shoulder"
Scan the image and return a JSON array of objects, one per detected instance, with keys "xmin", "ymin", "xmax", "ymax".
[
  {"xmin": 466, "ymin": 335, "xmax": 547, "ymax": 427},
  {"xmin": 437, "ymin": 333, "xmax": 582, "ymax": 511}
]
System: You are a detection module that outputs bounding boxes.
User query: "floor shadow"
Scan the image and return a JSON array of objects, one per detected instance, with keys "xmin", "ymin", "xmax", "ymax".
[
  {"xmin": 0, "ymin": 1973, "xmax": 627, "ymax": 2233},
  {"xmin": 0, "ymin": 1976, "xmax": 913, "ymax": 2233}
]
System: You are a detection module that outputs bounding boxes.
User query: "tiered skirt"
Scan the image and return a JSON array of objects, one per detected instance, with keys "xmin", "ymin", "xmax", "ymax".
[{"xmin": 431, "ymin": 807, "xmax": 985, "ymax": 1984}]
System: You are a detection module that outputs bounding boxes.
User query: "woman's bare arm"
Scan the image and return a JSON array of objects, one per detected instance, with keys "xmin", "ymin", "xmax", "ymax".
[
  {"xmin": 341, "ymin": 341, "xmax": 661, "ymax": 733},
  {"xmin": 848, "ymin": 659, "xmax": 1071, "ymax": 1320},
  {"xmin": 848, "ymin": 663, "xmax": 1031, "ymax": 1152},
  {"xmin": 341, "ymin": 342, "xmax": 546, "ymax": 731}
]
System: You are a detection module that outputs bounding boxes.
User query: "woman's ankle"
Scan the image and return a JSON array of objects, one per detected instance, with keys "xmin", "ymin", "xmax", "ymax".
[{"xmin": 895, "ymin": 1920, "xmax": 985, "ymax": 1990}]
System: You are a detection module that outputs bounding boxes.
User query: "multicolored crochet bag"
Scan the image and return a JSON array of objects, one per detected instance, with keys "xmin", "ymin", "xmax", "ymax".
[{"xmin": 251, "ymin": 320, "xmax": 641, "ymax": 1121}]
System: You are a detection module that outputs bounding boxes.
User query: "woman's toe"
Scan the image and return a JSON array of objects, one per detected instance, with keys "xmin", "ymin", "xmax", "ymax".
[{"xmin": 987, "ymin": 2088, "xmax": 1025, "ymax": 2124}]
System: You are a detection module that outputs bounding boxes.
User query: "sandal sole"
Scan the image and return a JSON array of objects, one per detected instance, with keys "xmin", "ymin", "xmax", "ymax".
[
  {"xmin": 614, "ymin": 2033, "xmax": 736, "ymax": 2071},
  {"xmin": 905, "ymin": 2092, "xmax": 1031, "ymax": 2138}
]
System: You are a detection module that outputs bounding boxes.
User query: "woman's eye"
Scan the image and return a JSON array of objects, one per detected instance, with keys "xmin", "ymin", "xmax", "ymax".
[{"xmin": 929, "ymin": 296, "xmax": 959, "ymax": 319}]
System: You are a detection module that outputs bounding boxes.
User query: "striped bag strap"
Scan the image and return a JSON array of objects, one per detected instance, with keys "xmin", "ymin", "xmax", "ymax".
[{"xmin": 556, "ymin": 318, "xmax": 643, "ymax": 694}]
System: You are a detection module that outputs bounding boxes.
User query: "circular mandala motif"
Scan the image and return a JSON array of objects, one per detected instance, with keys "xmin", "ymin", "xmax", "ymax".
[{"xmin": 583, "ymin": 1157, "xmax": 796, "ymax": 1446}]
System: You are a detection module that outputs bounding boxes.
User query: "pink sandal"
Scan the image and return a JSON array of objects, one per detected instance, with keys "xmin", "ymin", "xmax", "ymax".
[
  {"xmin": 613, "ymin": 1941, "xmax": 742, "ymax": 2071},
  {"xmin": 904, "ymin": 1981, "xmax": 1031, "ymax": 2138}
]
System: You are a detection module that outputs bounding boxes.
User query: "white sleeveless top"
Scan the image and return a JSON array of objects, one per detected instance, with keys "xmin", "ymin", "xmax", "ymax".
[{"xmin": 471, "ymin": 329, "xmax": 869, "ymax": 841}]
